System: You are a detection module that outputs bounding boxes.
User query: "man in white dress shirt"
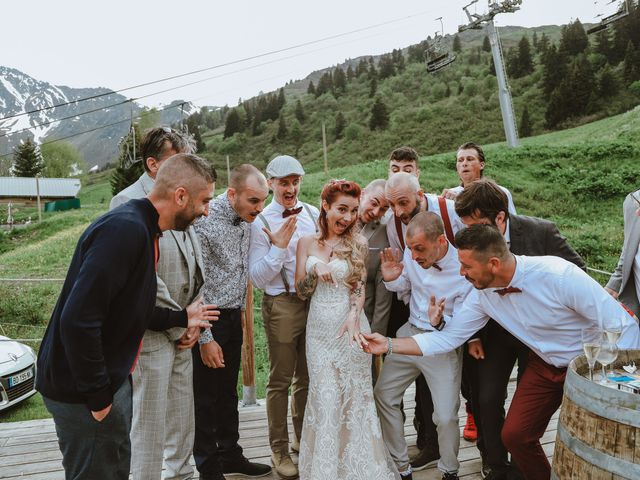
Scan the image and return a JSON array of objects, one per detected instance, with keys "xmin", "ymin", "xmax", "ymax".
[
  {"xmin": 441, "ymin": 142, "xmax": 517, "ymax": 215},
  {"xmin": 248, "ymin": 155, "xmax": 319, "ymax": 479},
  {"xmin": 375, "ymin": 212, "xmax": 472, "ymax": 480},
  {"xmin": 364, "ymin": 224, "xmax": 640, "ymax": 480}
]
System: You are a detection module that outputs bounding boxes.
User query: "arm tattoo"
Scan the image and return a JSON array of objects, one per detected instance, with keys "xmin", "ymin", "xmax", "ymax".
[{"xmin": 296, "ymin": 271, "xmax": 318, "ymax": 300}]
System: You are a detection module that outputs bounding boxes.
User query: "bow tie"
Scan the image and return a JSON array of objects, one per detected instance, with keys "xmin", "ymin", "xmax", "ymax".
[
  {"xmin": 494, "ymin": 286, "xmax": 522, "ymax": 296},
  {"xmin": 431, "ymin": 263, "xmax": 442, "ymax": 271},
  {"xmin": 282, "ymin": 206, "xmax": 303, "ymax": 218}
]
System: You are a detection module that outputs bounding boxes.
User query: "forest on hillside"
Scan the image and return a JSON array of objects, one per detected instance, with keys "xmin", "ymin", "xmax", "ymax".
[{"xmin": 111, "ymin": 3, "xmax": 640, "ymax": 190}]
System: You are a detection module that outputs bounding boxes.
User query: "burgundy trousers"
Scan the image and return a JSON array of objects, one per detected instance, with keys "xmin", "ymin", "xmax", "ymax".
[{"xmin": 501, "ymin": 353, "xmax": 566, "ymax": 480}]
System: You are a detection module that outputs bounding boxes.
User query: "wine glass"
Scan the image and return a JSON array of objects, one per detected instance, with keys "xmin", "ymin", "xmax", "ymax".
[
  {"xmin": 603, "ymin": 316, "xmax": 623, "ymax": 345},
  {"xmin": 582, "ymin": 327, "xmax": 602, "ymax": 382},
  {"xmin": 596, "ymin": 341, "xmax": 619, "ymax": 385}
]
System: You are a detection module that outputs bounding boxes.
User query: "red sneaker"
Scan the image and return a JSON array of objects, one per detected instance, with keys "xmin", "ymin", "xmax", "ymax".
[{"xmin": 463, "ymin": 412, "xmax": 477, "ymax": 442}]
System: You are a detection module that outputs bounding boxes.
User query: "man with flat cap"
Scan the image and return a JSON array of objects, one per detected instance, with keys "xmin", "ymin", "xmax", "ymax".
[{"xmin": 248, "ymin": 155, "xmax": 319, "ymax": 479}]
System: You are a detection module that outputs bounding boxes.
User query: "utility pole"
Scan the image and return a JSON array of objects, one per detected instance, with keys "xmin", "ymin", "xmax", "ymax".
[
  {"xmin": 321, "ymin": 121, "xmax": 328, "ymax": 175},
  {"xmin": 459, "ymin": 0, "xmax": 521, "ymax": 148}
]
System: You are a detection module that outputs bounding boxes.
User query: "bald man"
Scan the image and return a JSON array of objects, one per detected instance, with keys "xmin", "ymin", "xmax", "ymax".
[{"xmin": 37, "ymin": 154, "xmax": 218, "ymax": 480}]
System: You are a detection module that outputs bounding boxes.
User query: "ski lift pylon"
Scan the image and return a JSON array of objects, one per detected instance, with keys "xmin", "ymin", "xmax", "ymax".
[{"xmin": 425, "ymin": 17, "xmax": 457, "ymax": 73}]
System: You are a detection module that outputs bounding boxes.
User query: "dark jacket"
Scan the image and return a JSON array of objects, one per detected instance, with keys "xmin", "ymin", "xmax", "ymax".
[{"xmin": 36, "ymin": 198, "xmax": 187, "ymax": 411}]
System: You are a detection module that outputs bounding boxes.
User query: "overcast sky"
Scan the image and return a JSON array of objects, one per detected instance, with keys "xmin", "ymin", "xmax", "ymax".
[{"xmin": 3, "ymin": 0, "xmax": 610, "ymax": 108}]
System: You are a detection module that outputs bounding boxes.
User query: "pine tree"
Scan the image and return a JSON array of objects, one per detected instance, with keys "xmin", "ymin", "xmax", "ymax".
[
  {"xmin": 316, "ymin": 72, "xmax": 333, "ymax": 97},
  {"xmin": 559, "ymin": 19, "xmax": 588, "ymax": 56},
  {"xmin": 378, "ymin": 54, "xmax": 396, "ymax": 79},
  {"xmin": 355, "ymin": 58, "xmax": 368, "ymax": 77},
  {"xmin": 542, "ymin": 44, "xmax": 567, "ymax": 96},
  {"xmin": 110, "ymin": 127, "xmax": 143, "ymax": 195},
  {"xmin": 276, "ymin": 113, "xmax": 288, "ymax": 140},
  {"xmin": 277, "ymin": 88, "xmax": 286, "ymax": 109},
  {"xmin": 595, "ymin": 30, "xmax": 613, "ymax": 63},
  {"xmin": 623, "ymin": 40, "xmax": 640, "ymax": 84},
  {"xmin": 532, "ymin": 31, "xmax": 538, "ymax": 50},
  {"xmin": 12, "ymin": 139, "xmax": 43, "ymax": 177},
  {"xmin": 519, "ymin": 106, "xmax": 532, "ymax": 137},
  {"xmin": 598, "ymin": 64, "xmax": 619, "ymax": 97},
  {"xmin": 482, "ymin": 35, "xmax": 491, "ymax": 52},
  {"xmin": 333, "ymin": 67, "xmax": 347, "ymax": 94},
  {"xmin": 192, "ymin": 126, "xmax": 206, "ymax": 153},
  {"xmin": 290, "ymin": 119, "xmax": 304, "ymax": 156},
  {"xmin": 369, "ymin": 76, "xmax": 378, "ymax": 98},
  {"xmin": 393, "ymin": 49, "xmax": 406, "ymax": 72},
  {"xmin": 538, "ymin": 32, "xmax": 550, "ymax": 54},
  {"xmin": 453, "ymin": 35, "xmax": 462, "ymax": 53},
  {"xmin": 294, "ymin": 99, "xmax": 306, "ymax": 123},
  {"xmin": 334, "ymin": 112, "xmax": 346, "ymax": 139},
  {"xmin": 369, "ymin": 97, "xmax": 389, "ymax": 130},
  {"xmin": 223, "ymin": 109, "xmax": 243, "ymax": 138},
  {"xmin": 346, "ymin": 64, "xmax": 355, "ymax": 80},
  {"xmin": 307, "ymin": 81, "xmax": 316, "ymax": 95},
  {"xmin": 517, "ymin": 36, "xmax": 534, "ymax": 77}
]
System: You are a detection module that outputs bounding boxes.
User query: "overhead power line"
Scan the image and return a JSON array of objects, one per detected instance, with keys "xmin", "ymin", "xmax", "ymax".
[{"xmin": 0, "ymin": 9, "xmax": 436, "ymax": 123}]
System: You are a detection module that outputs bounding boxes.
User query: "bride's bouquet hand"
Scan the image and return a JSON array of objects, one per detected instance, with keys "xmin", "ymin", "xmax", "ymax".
[{"xmin": 314, "ymin": 262, "xmax": 336, "ymax": 286}]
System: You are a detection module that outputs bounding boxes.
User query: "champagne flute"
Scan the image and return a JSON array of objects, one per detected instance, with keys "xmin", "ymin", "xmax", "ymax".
[
  {"xmin": 582, "ymin": 327, "xmax": 602, "ymax": 382},
  {"xmin": 604, "ymin": 316, "xmax": 623, "ymax": 345},
  {"xmin": 596, "ymin": 341, "xmax": 619, "ymax": 385}
]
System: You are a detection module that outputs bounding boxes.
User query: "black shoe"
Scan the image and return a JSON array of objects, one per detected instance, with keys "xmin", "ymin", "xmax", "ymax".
[
  {"xmin": 442, "ymin": 473, "xmax": 459, "ymax": 480},
  {"xmin": 222, "ymin": 456, "xmax": 272, "ymax": 477},
  {"xmin": 409, "ymin": 448, "xmax": 439, "ymax": 471},
  {"xmin": 200, "ymin": 472, "xmax": 226, "ymax": 480}
]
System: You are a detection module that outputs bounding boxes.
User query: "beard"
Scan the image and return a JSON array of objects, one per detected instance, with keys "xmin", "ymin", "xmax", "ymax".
[{"xmin": 174, "ymin": 205, "xmax": 197, "ymax": 231}]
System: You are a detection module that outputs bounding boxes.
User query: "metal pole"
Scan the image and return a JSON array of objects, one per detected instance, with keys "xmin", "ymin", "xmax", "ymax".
[
  {"xmin": 35, "ymin": 176, "xmax": 42, "ymax": 223},
  {"xmin": 241, "ymin": 283, "xmax": 257, "ymax": 406},
  {"xmin": 225, "ymin": 155, "xmax": 231, "ymax": 185},
  {"xmin": 487, "ymin": 20, "xmax": 519, "ymax": 148},
  {"xmin": 322, "ymin": 121, "xmax": 328, "ymax": 175}
]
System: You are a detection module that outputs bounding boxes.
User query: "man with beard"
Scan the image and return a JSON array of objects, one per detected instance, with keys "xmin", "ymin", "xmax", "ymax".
[
  {"xmin": 36, "ymin": 153, "xmax": 218, "ymax": 480},
  {"xmin": 376, "ymin": 212, "xmax": 472, "ymax": 480},
  {"xmin": 193, "ymin": 164, "xmax": 272, "ymax": 480},
  {"xmin": 454, "ymin": 179, "xmax": 584, "ymax": 479},
  {"xmin": 384, "ymin": 171, "xmax": 465, "ymax": 471},
  {"xmin": 364, "ymin": 224, "xmax": 640, "ymax": 480},
  {"xmin": 110, "ymin": 127, "xmax": 207, "ymax": 480},
  {"xmin": 248, "ymin": 155, "xmax": 318, "ymax": 479}
]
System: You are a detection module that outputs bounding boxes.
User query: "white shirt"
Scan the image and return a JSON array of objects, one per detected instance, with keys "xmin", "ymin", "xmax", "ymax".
[
  {"xmin": 384, "ymin": 242, "xmax": 472, "ymax": 330},
  {"xmin": 386, "ymin": 194, "xmax": 465, "ymax": 253},
  {"xmin": 413, "ymin": 255, "xmax": 640, "ymax": 367},
  {"xmin": 249, "ymin": 200, "xmax": 319, "ymax": 295},
  {"xmin": 447, "ymin": 184, "xmax": 517, "ymax": 215}
]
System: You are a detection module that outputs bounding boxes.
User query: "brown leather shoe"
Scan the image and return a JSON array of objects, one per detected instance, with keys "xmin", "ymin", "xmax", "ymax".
[{"xmin": 271, "ymin": 451, "xmax": 299, "ymax": 479}]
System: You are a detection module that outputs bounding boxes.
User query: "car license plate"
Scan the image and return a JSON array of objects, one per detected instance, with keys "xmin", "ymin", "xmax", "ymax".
[{"xmin": 8, "ymin": 368, "xmax": 33, "ymax": 388}]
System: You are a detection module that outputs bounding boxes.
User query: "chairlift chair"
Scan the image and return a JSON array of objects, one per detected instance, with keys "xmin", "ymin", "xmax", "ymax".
[
  {"xmin": 587, "ymin": 0, "xmax": 630, "ymax": 35},
  {"xmin": 425, "ymin": 18, "xmax": 457, "ymax": 73}
]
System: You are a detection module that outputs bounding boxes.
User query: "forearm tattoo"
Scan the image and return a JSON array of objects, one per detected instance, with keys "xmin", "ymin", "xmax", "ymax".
[{"xmin": 297, "ymin": 271, "xmax": 318, "ymax": 300}]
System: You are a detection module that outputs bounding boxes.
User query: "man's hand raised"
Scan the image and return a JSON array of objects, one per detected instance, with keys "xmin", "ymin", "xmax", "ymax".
[
  {"xmin": 186, "ymin": 295, "xmax": 219, "ymax": 329},
  {"xmin": 428, "ymin": 295, "xmax": 446, "ymax": 327},
  {"xmin": 263, "ymin": 216, "xmax": 297, "ymax": 249},
  {"xmin": 380, "ymin": 248, "xmax": 404, "ymax": 282}
]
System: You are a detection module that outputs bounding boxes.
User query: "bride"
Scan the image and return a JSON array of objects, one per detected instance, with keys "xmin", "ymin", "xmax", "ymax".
[{"xmin": 295, "ymin": 179, "xmax": 398, "ymax": 480}]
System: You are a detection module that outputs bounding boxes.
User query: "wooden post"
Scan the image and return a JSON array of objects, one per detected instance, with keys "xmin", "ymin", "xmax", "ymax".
[
  {"xmin": 241, "ymin": 282, "xmax": 257, "ymax": 406},
  {"xmin": 226, "ymin": 155, "xmax": 231, "ymax": 185},
  {"xmin": 35, "ymin": 176, "xmax": 42, "ymax": 223},
  {"xmin": 322, "ymin": 121, "xmax": 328, "ymax": 175}
]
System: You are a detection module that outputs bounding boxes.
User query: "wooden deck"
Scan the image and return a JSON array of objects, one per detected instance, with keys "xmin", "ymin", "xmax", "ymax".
[{"xmin": 0, "ymin": 381, "xmax": 557, "ymax": 479}]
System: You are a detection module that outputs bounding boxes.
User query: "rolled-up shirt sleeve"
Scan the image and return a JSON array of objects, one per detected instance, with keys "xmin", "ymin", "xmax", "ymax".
[
  {"xmin": 413, "ymin": 291, "xmax": 490, "ymax": 356},
  {"xmin": 248, "ymin": 223, "xmax": 287, "ymax": 289}
]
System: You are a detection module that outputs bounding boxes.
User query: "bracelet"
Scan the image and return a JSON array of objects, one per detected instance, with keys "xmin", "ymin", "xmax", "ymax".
[
  {"xmin": 386, "ymin": 337, "xmax": 393, "ymax": 356},
  {"xmin": 434, "ymin": 319, "xmax": 447, "ymax": 331}
]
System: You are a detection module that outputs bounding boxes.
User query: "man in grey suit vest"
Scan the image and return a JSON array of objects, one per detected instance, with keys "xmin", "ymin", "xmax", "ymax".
[
  {"xmin": 110, "ymin": 127, "xmax": 208, "ymax": 480},
  {"xmin": 606, "ymin": 189, "xmax": 640, "ymax": 318}
]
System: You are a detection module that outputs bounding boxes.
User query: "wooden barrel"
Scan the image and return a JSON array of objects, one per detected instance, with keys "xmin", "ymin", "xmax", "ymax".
[{"xmin": 552, "ymin": 350, "xmax": 640, "ymax": 479}]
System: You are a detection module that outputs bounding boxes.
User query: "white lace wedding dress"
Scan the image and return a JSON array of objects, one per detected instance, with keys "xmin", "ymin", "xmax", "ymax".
[{"xmin": 298, "ymin": 256, "xmax": 398, "ymax": 480}]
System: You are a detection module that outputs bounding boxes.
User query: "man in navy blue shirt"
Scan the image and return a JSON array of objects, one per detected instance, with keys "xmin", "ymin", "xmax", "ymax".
[{"xmin": 37, "ymin": 153, "xmax": 218, "ymax": 480}]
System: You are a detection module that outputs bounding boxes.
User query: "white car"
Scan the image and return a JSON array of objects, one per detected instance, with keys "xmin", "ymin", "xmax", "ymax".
[{"xmin": 0, "ymin": 336, "xmax": 37, "ymax": 411}]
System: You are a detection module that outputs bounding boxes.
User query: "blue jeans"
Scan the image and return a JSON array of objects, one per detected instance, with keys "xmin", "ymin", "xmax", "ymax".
[{"xmin": 44, "ymin": 378, "xmax": 132, "ymax": 480}]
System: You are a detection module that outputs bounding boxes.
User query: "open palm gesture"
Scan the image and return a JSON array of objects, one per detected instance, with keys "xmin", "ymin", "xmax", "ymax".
[{"xmin": 380, "ymin": 248, "xmax": 404, "ymax": 282}]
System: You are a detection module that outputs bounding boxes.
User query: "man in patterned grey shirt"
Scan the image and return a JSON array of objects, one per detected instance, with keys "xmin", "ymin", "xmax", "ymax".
[{"xmin": 193, "ymin": 164, "xmax": 271, "ymax": 480}]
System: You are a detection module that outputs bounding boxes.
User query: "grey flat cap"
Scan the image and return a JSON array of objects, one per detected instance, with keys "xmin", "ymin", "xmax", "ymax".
[{"xmin": 266, "ymin": 155, "xmax": 305, "ymax": 178}]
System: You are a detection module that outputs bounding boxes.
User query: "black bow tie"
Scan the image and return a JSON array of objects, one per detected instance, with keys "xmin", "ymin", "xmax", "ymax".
[
  {"xmin": 283, "ymin": 206, "xmax": 303, "ymax": 218},
  {"xmin": 494, "ymin": 286, "xmax": 522, "ymax": 296},
  {"xmin": 431, "ymin": 263, "xmax": 442, "ymax": 271}
]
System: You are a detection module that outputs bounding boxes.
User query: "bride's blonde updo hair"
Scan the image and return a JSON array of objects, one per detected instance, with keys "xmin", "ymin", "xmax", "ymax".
[{"xmin": 318, "ymin": 179, "xmax": 367, "ymax": 290}]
